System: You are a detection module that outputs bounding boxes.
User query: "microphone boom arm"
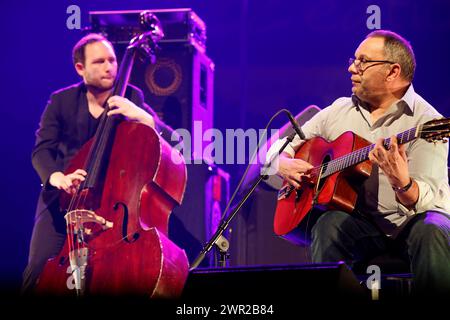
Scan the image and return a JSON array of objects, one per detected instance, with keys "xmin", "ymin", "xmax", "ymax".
[{"xmin": 189, "ymin": 111, "xmax": 303, "ymax": 270}]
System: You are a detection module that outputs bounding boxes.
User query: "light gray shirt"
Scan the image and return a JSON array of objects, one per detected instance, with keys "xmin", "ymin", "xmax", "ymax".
[{"xmin": 267, "ymin": 85, "xmax": 450, "ymax": 237}]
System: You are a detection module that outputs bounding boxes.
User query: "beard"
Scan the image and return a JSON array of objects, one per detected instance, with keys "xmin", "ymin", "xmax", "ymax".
[
  {"xmin": 83, "ymin": 68, "xmax": 116, "ymax": 90},
  {"xmin": 86, "ymin": 77, "xmax": 115, "ymax": 93}
]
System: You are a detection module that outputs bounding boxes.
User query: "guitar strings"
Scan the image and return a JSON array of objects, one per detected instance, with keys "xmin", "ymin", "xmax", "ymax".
[{"xmin": 306, "ymin": 128, "xmax": 420, "ymax": 178}]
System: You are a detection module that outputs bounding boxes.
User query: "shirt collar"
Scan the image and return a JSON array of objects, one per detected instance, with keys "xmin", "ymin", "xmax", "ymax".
[
  {"xmin": 399, "ymin": 84, "xmax": 415, "ymax": 113},
  {"xmin": 351, "ymin": 83, "xmax": 416, "ymax": 113}
]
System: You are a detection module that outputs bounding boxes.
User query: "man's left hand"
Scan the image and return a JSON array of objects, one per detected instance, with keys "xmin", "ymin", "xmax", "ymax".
[
  {"xmin": 368, "ymin": 135, "xmax": 410, "ymax": 189},
  {"xmin": 107, "ymin": 96, "xmax": 155, "ymax": 128}
]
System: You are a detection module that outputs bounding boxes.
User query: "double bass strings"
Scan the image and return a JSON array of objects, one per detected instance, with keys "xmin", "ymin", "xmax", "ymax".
[{"xmin": 64, "ymin": 111, "xmax": 111, "ymax": 273}]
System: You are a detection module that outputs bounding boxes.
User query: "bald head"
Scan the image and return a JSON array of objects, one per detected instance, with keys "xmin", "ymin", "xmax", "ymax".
[{"xmin": 366, "ymin": 30, "xmax": 416, "ymax": 82}]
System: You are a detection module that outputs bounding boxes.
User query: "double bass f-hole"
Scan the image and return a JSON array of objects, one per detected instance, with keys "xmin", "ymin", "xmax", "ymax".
[{"xmin": 113, "ymin": 201, "xmax": 140, "ymax": 243}]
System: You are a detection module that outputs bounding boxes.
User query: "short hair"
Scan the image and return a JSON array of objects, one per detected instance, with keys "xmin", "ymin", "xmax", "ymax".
[
  {"xmin": 72, "ymin": 33, "xmax": 111, "ymax": 65},
  {"xmin": 366, "ymin": 30, "xmax": 416, "ymax": 82}
]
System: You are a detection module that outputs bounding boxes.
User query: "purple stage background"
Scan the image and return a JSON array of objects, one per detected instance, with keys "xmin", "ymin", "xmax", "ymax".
[{"xmin": 1, "ymin": 0, "xmax": 449, "ymax": 289}]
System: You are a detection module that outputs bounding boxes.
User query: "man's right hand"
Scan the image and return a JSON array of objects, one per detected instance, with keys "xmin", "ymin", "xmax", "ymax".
[
  {"xmin": 49, "ymin": 169, "xmax": 87, "ymax": 194},
  {"xmin": 278, "ymin": 153, "xmax": 313, "ymax": 189}
]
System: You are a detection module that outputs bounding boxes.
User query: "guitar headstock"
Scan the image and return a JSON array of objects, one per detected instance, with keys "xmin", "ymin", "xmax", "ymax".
[
  {"xmin": 420, "ymin": 117, "xmax": 450, "ymax": 143},
  {"xmin": 128, "ymin": 11, "xmax": 164, "ymax": 63}
]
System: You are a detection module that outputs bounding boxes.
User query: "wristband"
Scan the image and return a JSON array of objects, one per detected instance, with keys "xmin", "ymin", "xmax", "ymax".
[{"xmin": 392, "ymin": 178, "xmax": 413, "ymax": 194}]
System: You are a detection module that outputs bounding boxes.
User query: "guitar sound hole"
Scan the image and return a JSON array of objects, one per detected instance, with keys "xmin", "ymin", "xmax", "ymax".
[
  {"xmin": 295, "ymin": 189, "xmax": 303, "ymax": 202},
  {"xmin": 317, "ymin": 154, "xmax": 332, "ymax": 191}
]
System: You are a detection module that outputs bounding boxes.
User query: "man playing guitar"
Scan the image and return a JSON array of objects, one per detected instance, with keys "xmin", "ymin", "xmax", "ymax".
[{"xmin": 267, "ymin": 30, "xmax": 450, "ymax": 296}]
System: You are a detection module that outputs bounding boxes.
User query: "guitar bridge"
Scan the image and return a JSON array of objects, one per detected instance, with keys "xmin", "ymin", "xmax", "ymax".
[
  {"xmin": 278, "ymin": 185, "xmax": 292, "ymax": 200},
  {"xmin": 278, "ymin": 185, "xmax": 303, "ymax": 201}
]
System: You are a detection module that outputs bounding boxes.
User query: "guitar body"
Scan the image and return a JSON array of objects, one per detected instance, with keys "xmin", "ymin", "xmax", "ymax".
[{"xmin": 274, "ymin": 131, "xmax": 372, "ymax": 245}]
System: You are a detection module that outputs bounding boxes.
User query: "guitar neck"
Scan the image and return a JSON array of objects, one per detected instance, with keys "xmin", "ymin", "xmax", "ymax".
[{"xmin": 320, "ymin": 125, "xmax": 420, "ymax": 178}]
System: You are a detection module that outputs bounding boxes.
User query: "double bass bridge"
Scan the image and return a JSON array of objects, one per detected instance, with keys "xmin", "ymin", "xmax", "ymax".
[
  {"xmin": 64, "ymin": 209, "xmax": 114, "ymax": 236},
  {"xmin": 63, "ymin": 210, "xmax": 114, "ymax": 295}
]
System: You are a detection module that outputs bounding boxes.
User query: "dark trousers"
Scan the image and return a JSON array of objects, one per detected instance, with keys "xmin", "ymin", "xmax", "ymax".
[
  {"xmin": 311, "ymin": 210, "xmax": 450, "ymax": 295},
  {"xmin": 21, "ymin": 198, "xmax": 66, "ymax": 294}
]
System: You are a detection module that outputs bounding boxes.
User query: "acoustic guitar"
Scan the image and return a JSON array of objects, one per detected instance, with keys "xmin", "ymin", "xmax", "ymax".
[{"xmin": 274, "ymin": 118, "xmax": 450, "ymax": 245}]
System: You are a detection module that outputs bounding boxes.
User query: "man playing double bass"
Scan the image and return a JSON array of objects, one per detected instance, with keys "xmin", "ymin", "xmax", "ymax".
[
  {"xmin": 23, "ymin": 33, "xmax": 173, "ymax": 293},
  {"xmin": 267, "ymin": 30, "xmax": 450, "ymax": 296}
]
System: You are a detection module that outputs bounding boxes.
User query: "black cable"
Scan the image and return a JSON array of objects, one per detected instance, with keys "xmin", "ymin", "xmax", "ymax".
[{"xmin": 190, "ymin": 108, "xmax": 300, "ymax": 270}]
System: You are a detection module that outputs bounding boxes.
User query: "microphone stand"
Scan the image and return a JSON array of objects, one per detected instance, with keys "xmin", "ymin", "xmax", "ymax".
[{"xmin": 189, "ymin": 130, "xmax": 299, "ymax": 271}]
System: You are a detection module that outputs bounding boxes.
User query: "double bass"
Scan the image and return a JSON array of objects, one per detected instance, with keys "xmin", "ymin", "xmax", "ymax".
[{"xmin": 35, "ymin": 12, "xmax": 189, "ymax": 297}]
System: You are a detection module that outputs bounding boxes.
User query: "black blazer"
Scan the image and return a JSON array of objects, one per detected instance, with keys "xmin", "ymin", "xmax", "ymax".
[
  {"xmin": 32, "ymin": 81, "xmax": 176, "ymax": 187},
  {"xmin": 32, "ymin": 82, "xmax": 177, "ymax": 214}
]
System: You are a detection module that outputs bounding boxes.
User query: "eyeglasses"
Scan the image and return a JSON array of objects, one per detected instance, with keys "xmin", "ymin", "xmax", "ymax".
[{"xmin": 349, "ymin": 57, "xmax": 396, "ymax": 73}]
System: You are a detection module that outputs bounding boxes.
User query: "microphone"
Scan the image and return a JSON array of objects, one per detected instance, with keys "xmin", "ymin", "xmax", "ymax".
[{"xmin": 285, "ymin": 110, "xmax": 306, "ymax": 140}]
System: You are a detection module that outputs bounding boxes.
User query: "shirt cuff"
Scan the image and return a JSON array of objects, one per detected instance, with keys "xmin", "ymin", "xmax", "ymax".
[
  {"xmin": 397, "ymin": 179, "xmax": 434, "ymax": 216},
  {"xmin": 397, "ymin": 202, "xmax": 416, "ymax": 217},
  {"xmin": 265, "ymin": 137, "xmax": 296, "ymax": 164}
]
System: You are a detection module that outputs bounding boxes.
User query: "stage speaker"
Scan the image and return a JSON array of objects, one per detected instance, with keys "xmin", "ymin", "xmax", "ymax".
[
  {"xmin": 182, "ymin": 263, "xmax": 367, "ymax": 305},
  {"xmin": 169, "ymin": 162, "xmax": 230, "ymax": 268},
  {"xmin": 130, "ymin": 43, "xmax": 214, "ymax": 154},
  {"xmin": 90, "ymin": 9, "xmax": 213, "ymax": 153}
]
